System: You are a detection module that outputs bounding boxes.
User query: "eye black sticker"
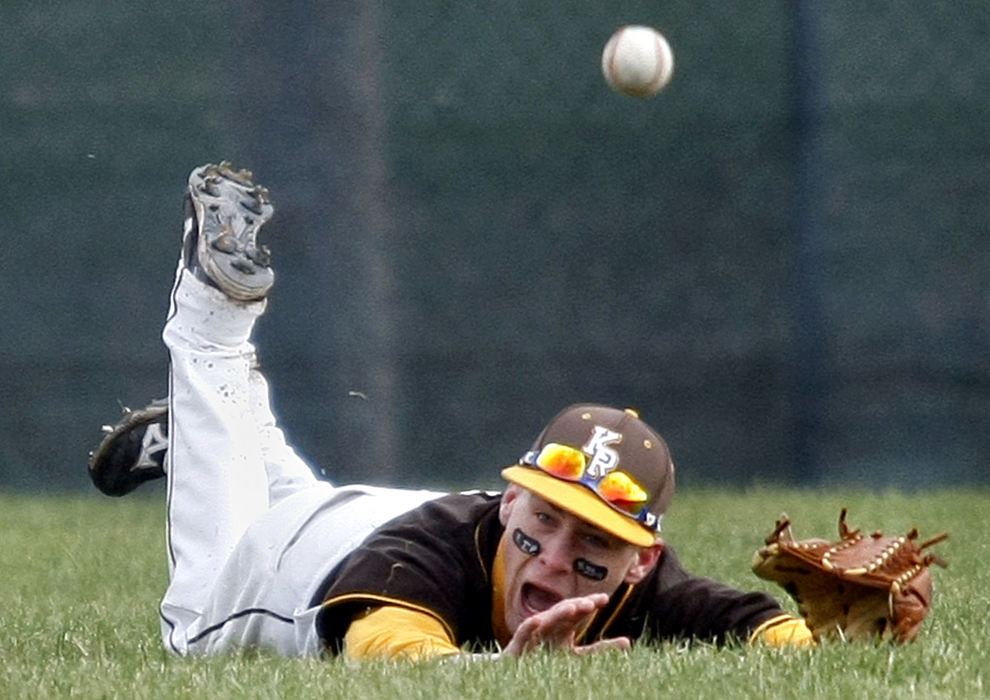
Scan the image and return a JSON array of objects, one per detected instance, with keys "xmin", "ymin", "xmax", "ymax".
[
  {"xmin": 574, "ymin": 558, "xmax": 608, "ymax": 581},
  {"xmin": 513, "ymin": 528, "xmax": 541, "ymax": 556}
]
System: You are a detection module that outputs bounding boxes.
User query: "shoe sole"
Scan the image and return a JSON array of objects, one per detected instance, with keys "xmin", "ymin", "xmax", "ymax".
[{"xmin": 187, "ymin": 162, "xmax": 274, "ymax": 301}]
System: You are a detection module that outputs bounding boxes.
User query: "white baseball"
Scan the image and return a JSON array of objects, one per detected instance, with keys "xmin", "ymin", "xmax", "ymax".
[{"xmin": 601, "ymin": 25, "xmax": 674, "ymax": 98}]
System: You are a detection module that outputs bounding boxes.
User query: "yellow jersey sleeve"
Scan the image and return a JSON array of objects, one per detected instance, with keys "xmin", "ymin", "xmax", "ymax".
[
  {"xmin": 749, "ymin": 614, "xmax": 816, "ymax": 648},
  {"xmin": 344, "ymin": 605, "xmax": 463, "ymax": 661}
]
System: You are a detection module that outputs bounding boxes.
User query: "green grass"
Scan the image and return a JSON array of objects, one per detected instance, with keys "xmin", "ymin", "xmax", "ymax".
[{"xmin": 0, "ymin": 488, "xmax": 985, "ymax": 699}]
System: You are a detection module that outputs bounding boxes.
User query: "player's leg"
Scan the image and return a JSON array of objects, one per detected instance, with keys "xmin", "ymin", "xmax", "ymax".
[
  {"xmin": 92, "ymin": 163, "xmax": 439, "ymax": 657},
  {"xmin": 164, "ymin": 285, "xmax": 440, "ymax": 654},
  {"xmin": 160, "ymin": 162, "xmax": 277, "ymax": 653},
  {"xmin": 86, "ymin": 357, "xmax": 324, "ymax": 507},
  {"xmin": 247, "ymin": 353, "xmax": 326, "ymax": 507},
  {"xmin": 180, "ymin": 481, "xmax": 444, "ymax": 656}
]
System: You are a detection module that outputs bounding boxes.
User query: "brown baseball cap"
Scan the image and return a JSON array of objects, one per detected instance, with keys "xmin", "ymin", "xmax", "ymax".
[{"xmin": 501, "ymin": 404, "xmax": 675, "ymax": 547}]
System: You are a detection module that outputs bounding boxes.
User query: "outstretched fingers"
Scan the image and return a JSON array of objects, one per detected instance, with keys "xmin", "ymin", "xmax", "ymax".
[{"xmin": 504, "ymin": 593, "xmax": 626, "ymax": 656}]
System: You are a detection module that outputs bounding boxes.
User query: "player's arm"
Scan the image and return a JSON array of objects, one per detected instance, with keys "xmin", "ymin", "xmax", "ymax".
[
  {"xmin": 646, "ymin": 545, "xmax": 808, "ymax": 646},
  {"xmin": 343, "ymin": 605, "xmax": 462, "ymax": 661},
  {"xmin": 345, "ymin": 596, "xmax": 629, "ymax": 661}
]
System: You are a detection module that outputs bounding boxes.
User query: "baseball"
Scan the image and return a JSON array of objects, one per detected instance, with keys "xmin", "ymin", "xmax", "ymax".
[{"xmin": 601, "ymin": 25, "xmax": 674, "ymax": 98}]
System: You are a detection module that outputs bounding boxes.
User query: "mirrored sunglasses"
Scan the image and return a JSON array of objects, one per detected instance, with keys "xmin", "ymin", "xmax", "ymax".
[{"xmin": 520, "ymin": 442, "xmax": 657, "ymax": 530}]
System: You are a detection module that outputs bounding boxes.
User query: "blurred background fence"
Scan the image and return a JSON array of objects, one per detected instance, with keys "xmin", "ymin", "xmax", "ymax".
[{"xmin": 1, "ymin": 2, "xmax": 986, "ymax": 492}]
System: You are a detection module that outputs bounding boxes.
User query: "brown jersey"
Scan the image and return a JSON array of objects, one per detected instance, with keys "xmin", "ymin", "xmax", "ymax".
[{"xmin": 315, "ymin": 492, "xmax": 785, "ymax": 653}]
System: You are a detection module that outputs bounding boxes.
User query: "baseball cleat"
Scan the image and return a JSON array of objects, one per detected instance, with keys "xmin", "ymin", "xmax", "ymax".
[
  {"xmin": 184, "ymin": 161, "xmax": 274, "ymax": 301},
  {"xmin": 88, "ymin": 399, "xmax": 169, "ymax": 497}
]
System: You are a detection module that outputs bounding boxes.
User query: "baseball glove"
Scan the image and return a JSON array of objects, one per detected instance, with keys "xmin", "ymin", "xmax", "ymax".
[{"xmin": 751, "ymin": 508, "xmax": 947, "ymax": 643}]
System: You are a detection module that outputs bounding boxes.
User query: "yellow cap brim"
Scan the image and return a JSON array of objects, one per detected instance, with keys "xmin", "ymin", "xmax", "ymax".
[{"xmin": 501, "ymin": 465, "xmax": 656, "ymax": 548}]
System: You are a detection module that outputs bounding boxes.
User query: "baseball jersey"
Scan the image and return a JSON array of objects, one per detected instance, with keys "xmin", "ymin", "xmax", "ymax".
[{"xmin": 315, "ymin": 492, "xmax": 786, "ymax": 654}]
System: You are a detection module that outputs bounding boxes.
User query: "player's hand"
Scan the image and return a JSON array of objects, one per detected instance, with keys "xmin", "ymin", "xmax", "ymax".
[{"xmin": 501, "ymin": 593, "xmax": 631, "ymax": 657}]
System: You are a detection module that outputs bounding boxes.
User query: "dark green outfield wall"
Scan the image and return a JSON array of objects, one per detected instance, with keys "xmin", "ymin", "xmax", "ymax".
[{"xmin": 1, "ymin": 3, "xmax": 986, "ymax": 490}]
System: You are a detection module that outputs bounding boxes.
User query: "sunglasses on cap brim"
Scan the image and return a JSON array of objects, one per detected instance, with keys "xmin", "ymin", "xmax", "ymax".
[{"xmin": 520, "ymin": 442, "xmax": 659, "ymax": 531}]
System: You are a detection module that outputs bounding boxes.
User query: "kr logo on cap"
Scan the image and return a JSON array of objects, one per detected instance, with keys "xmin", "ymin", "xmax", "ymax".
[{"xmin": 582, "ymin": 426, "xmax": 622, "ymax": 478}]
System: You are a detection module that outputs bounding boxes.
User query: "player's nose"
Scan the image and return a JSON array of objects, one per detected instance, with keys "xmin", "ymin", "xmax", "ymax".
[{"xmin": 537, "ymin": 532, "xmax": 576, "ymax": 573}]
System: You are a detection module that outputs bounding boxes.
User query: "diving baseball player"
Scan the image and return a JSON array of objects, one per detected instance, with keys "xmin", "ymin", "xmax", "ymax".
[{"xmin": 89, "ymin": 162, "xmax": 812, "ymax": 659}]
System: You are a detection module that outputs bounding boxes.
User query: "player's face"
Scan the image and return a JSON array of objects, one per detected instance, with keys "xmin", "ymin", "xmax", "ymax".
[{"xmin": 497, "ymin": 486, "xmax": 658, "ymax": 636}]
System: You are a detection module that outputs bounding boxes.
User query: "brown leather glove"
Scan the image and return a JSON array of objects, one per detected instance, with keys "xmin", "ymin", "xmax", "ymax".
[{"xmin": 752, "ymin": 509, "xmax": 947, "ymax": 643}]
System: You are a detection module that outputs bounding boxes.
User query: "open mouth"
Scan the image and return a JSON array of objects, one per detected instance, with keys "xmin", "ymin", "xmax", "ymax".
[{"xmin": 521, "ymin": 583, "xmax": 563, "ymax": 616}]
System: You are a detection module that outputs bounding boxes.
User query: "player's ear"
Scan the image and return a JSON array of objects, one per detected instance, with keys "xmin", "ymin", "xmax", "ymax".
[
  {"xmin": 499, "ymin": 484, "xmax": 523, "ymax": 526},
  {"xmin": 623, "ymin": 541, "xmax": 663, "ymax": 584}
]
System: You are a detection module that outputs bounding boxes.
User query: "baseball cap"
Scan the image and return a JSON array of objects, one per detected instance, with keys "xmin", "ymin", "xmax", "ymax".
[{"xmin": 501, "ymin": 404, "xmax": 675, "ymax": 548}]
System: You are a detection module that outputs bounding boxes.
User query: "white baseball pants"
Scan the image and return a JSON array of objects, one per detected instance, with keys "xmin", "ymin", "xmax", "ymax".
[{"xmin": 160, "ymin": 264, "xmax": 440, "ymax": 656}]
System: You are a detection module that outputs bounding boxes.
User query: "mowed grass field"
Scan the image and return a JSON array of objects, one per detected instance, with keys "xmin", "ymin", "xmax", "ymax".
[{"xmin": 0, "ymin": 487, "xmax": 986, "ymax": 699}]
